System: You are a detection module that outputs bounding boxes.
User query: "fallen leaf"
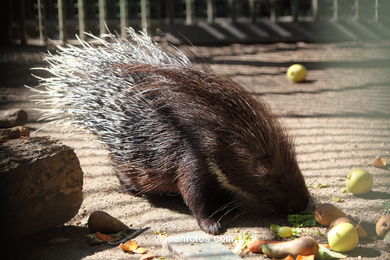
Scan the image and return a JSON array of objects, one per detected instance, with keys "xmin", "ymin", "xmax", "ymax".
[
  {"xmin": 383, "ymin": 158, "xmax": 389, "ymax": 166},
  {"xmin": 153, "ymin": 230, "xmax": 167, "ymax": 235},
  {"xmin": 317, "ymin": 244, "xmax": 347, "ymax": 259},
  {"xmin": 372, "ymin": 156, "xmax": 388, "ymax": 168},
  {"xmin": 282, "ymin": 255, "xmax": 294, "ymax": 260},
  {"xmin": 287, "ymin": 212, "xmax": 317, "ymax": 227},
  {"xmin": 134, "ymin": 247, "xmax": 148, "ymax": 254},
  {"xmin": 270, "ymin": 224, "xmax": 281, "ymax": 233},
  {"xmin": 232, "ymin": 232, "xmax": 256, "ymax": 254},
  {"xmin": 95, "ymin": 232, "xmax": 118, "ymax": 242},
  {"xmin": 308, "ymin": 184, "xmax": 329, "ymax": 189},
  {"xmin": 120, "ymin": 240, "xmax": 139, "ymax": 253},
  {"xmin": 120, "ymin": 240, "xmax": 149, "ymax": 254},
  {"xmin": 330, "ymin": 197, "xmax": 344, "ymax": 203},
  {"xmin": 139, "ymin": 255, "xmax": 159, "ymax": 260}
]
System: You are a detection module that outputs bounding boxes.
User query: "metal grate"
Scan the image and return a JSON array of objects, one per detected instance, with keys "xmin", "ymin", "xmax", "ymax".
[{"xmin": 5, "ymin": 0, "xmax": 389, "ymax": 45}]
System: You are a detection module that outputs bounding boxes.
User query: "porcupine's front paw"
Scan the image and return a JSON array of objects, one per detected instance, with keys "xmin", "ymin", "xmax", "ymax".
[{"xmin": 198, "ymin": 218, "xmax": 222, "ymax": 235}]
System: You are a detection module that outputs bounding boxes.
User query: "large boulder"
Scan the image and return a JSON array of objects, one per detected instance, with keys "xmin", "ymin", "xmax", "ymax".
[{"xmin": 0, "ymin": 128, "xmax": 83, "ymax": 240}]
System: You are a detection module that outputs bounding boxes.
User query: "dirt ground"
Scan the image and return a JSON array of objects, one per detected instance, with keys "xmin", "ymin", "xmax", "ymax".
[{"xmin": 1, "ymin": 41, "xmax": 390, "ymax": 259}]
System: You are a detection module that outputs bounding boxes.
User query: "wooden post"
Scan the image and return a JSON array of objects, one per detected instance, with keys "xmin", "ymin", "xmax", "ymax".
[
  {"xmin": 207, "ymin": 0, "xmax": 214, "ymax": 23},
  {"xmin": 228, "ymin": 0, "xmax": 236, "ymax": 22},
  {"xmin": 312, "ymin": 0, "xmax": 318, "ymax": 20},
  {"xmin": 374, "ymin": 0, "xmax": 379, "ymax": 22},
  {"xmin": 119, "ymin": 0, "xmax": 129, "ymax": 37},
  {"xmin": 18, "ymin": 0, "xmax": 27, "ymax": 45},
  {"xmin": 156, "ymin": 0, "xmax": 163, "ymax": 27},
  {"xmin": 98, "ymin": 0, "xmax": 107, "ymax": 36},
  {"xmin": 37, "ymin": 0, "xmax": 47, "ymax": 44},
  {"xmin": 166, "ymin": 0, "xmax": 174, "ymax": 25},
  {"xmin": 140, "ymin": 0, "xmax": 150, "ymax": 32},
  {"xmin": 292, "ymin": 0, "xmax": 299, "ymax": 22},
  {"xmin": 333, "ymin": 0, "xmax": 339, "ymax": 21},
  {"xmin": 354, "ymin": 0, "xmax": 359, "ymax": 20},
  {"xmin": 185, "ymin": 0, "xmax": 194, "ymax": 25},
  {"xmin": 0, "ymin": 0, "xmax": 11, "ymax": 46},
  {"xmin": 249, "ymin": 0, "xmax": 256, "ymax": 23},
  {"xmin": 57, "ymin": 0, "xmax": 66, "ymax": 44},
  {"xmin": 78, "ymin": 0, "xmax": 86, "ymax": 40},
  {"xmin": 270, "ymin": 0, "xmax": 277, "ymax": 22}
]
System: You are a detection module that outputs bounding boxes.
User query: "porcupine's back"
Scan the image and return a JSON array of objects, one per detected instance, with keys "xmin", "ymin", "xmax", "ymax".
[
  {"xmin": 33, "ymin": 29, "xmax": 260, "ymax": 190},
  {"xmin": 33, "ymin": 29, "xmax": 193, "ymax": 191},
  {"xmin": 34, "ymin": 29, "xmax": 310, "ymax": 234}
]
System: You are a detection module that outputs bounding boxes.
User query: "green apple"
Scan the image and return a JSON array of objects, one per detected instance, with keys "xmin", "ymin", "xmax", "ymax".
[
  {"xmin": 346, "ymin": 169, "xmax": 373, "ymax": 195},
  {"xmin": 277, "ymin": 226, "xmax": 293, "ymax": 238},
  {"xmin": 327, "ymin": 222, "xmax": 359, "ymax": 252},
  {"xmin": 287, "ymin": 64, "xmax": 307, "ymax": 83}
]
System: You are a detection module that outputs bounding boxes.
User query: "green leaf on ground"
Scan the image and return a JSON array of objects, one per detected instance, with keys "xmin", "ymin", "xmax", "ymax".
[
  {"xmin": 232, "ymin": 232, "xmax": 256, "ymax": 254},
  {"xmin": 331, "ymin": 197, "xmax": 344, "ymax": 203},
  {"xmin": 270, "ymin": 224, "xmax": 281, "ymax": 233},
  {"xmin": 317, "ymin": 244, "xmax": 347, "ymax": 259},
  {"xmin": 308, "ymin": 183, "xmax": 329, "ymax": 188},
  {"xmin": 153, "ymin": 229, "xmax": 168, "ymax": 235},
  {"xmin": 287, "ymin": 212, "xmax": 317, "ymax": 227}
]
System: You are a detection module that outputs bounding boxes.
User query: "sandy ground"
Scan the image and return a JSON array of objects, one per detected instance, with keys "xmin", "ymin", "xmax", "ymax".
[{"xmin": 1, "ymin": 41, "xmax": 390, "ymax": 259}]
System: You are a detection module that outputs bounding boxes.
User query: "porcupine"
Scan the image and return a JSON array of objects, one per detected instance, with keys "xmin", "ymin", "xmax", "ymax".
[{"xmin": 33, "ymin": 29, "xmax": 310, "ymax": 235}]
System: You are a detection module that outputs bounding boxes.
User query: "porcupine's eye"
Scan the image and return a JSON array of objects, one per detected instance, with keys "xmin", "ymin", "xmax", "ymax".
[{"xmin": 274, "ymin": 178, "xmax": 282, "ymax": 185}]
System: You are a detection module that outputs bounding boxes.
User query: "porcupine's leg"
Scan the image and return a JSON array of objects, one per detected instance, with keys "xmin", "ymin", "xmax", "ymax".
[
  {"xmin": 153, "ymin": 106, "xmax": 232, "ymax": 234},
  {"xmin": 176, "ymin": 164, "xmax": 232, "ymax": 235}
]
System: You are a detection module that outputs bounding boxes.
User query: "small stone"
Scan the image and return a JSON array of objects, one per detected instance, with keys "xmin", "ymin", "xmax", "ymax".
[
  {"xmin": 0, "ymin": 126, "xmax": 30, "ymax": 142},
  {"xmin": 0, "ymin": 109, "xmax": 28, "ymax": 128}
]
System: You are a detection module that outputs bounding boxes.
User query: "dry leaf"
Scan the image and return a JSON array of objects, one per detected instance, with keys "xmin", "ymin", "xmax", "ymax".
[
  {"xmin": 120, "ymin": 240, "xmax": 148, "ymax": 254},
  {"xmin": 95, "ymin": 232, "xmax": 118, "ymax": 242},
  {"xmin": 383, "ymin": 158, "xmax": 389, "ymax": 166},
  {"xmin": 120, "ymin": 240, "xmax": 139, "ymax": 253},
  {"xmin": 282, "ymin": 255, "xmax": 294, "ymax": 260},
  {"xmin": 372, "ymin": 156, "xmax": 388, "ymax": 168},
  {"xmin": 134, "ymin": 247, "xmax": 148, "ymax": 254}
]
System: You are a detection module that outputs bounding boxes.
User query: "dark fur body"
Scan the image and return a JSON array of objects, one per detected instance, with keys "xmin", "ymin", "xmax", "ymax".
[
  {"xmin": 37, "ymin": 31, "xmax": 310, "ymax": 234},
  {"xmin": 109, "ymin": 65, "xmax": 310, "ymax": 234}
]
